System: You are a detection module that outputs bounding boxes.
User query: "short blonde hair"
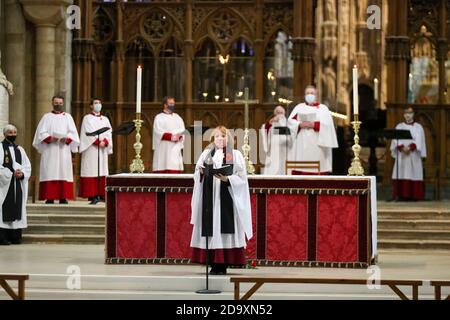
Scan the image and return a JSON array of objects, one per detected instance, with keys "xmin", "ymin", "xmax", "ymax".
[{"xmin": 209, "ymin": 126, "xmax": 233, "ymax": 145}]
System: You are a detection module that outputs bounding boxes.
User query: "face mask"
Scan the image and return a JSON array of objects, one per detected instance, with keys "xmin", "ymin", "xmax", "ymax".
[
  {"xmin": 168, "ymin": 104, "xmax": 175, "ymax": 112},
  {"xmin": 404, "ymin": 112, "xmax": 414, "ymax": 122},
  {"xmin": 53, "ymin": 104, "xmax": 64, "ymax": 111},
  {"xmin": 305, "ymin": 94, "xmax": 316, "ymax": 105},
  {"xmin": 93, "ymin": 103, "xmax": 102, "ymax": 113},
  {"xmin": 6, "ymin": 135, "xmax": 16, "ymax": 143}
]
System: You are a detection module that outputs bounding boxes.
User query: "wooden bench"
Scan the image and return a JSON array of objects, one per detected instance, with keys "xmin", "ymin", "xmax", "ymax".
[
  {"xmin": 0, "ymin": 274, "xmax": 29, "ymax": 300},
  {"xmin": 230, "ymin": 277, "xmax": 423, "ymax": 300},
  {"xmin": 430, "ymin": 281, "xmax": 450, "ymax": 300}
]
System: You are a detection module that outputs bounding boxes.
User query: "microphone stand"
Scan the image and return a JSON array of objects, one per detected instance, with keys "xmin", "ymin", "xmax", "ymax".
[
  {"xmin": 86, "ymin": 126, "xmax": 110, "ymax": 205},
  {"xmin": 196, "ymin": 235, "xmax": 221, "ymax": 295},
  {"xmin": 90, "ymin": 132, "xmax": 102, "ymax": 205}
]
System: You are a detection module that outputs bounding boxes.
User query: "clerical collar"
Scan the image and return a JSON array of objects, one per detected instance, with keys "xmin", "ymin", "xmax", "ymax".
[
  {"xmin": 305, "ymin": 102, "xmax": 320, "ymax": 107},
  {"xmin": 405, "ymin": 121, "xmax": 415, "ymax": 125},
  {"xmin": 2, "ymin": 139, "xmax": 16, "ymax": 147},
  {"xmin": 52, "ymin": 110, "xmax": 65, "ymax": 115},
  {"xmin": 163, "ymin": 110, "xmax": 173, "ymax": 115},
  {"xmin": 91, "ymin": 112, "xmax": 102, "ymax": 117}
]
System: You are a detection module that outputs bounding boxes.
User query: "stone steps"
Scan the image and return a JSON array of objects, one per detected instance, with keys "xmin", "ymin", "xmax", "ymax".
[
  {"xmin": 22, "ymin": 234, "xmax": 105, "ymax": 245},
  {"xmin": 378, "ymin": 229, "xmax": 450, "ymax": 241},
  {"xmin": 23, "ymin": 203, "xmax": 106, "ymax": 244},
  {"xmin": 378, "ymin": 219, "xmax": 450, "ymax": 231},
  {"xmin": 27, "ymin": 214, "xmax": 105, "ymax": 225},
  {"xmin": 378, "ymin": 239, "xmax": 450, "ymax": 250},
  {"xmin": 378, "ymin": 210, "xmax": 450, "ymax": 220},
  {"xmin": 26, "ymin": 224, "xmax": 105, "ymax": 235}
]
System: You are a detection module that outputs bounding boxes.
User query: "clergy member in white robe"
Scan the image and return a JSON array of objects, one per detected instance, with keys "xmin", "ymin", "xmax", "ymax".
[
  {"xmin": 32, "ymin": 95, "xmax": 80, "ymax": 204},
  {"xmin": 260, "ymin": 106, "xmax": 292, "ymax": 175},
  {"xmin": 390, "ymin": 107, "xmax": 427, "ymax": 201},
  {"xmin": 152, "ymin": 97, "xmax": 185, "ymax": 173},
  {"xmin": 79, "ymin": 99, "xmax": 113, "ymax": 201},
  {"xmin": 288, "ymin": 85, "xmax": 338, "ymax": 174},
  {"xmin": 190, "ymin": 126, "xmax": 253, "ymax": 275},
  {"xmin": 0, "ymin": 125, "xmax": 31, "ymax": 245}
]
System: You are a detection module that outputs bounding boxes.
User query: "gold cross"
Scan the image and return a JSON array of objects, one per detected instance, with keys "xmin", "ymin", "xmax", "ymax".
[{"xmin": 235, "ymin": 87, "xmax": 259, "ymax": 130}]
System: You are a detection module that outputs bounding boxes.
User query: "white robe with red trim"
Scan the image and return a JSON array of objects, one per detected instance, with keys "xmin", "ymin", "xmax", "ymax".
[
  {"xmin": 79, "ymin": 114, "xmax": 113, "ymax": 177},
  {"xmin": 152, "ymin": 112, "xmax": 185, "ymax": 172},
  {"xmin": 32, "ymin": 112, "xmax": 80, "ymax": 182},
  {"xmin": 190, "ymin": 148, "xmax": 253, "ymax": 250},
  {"xmin": 390, "ymin": 122, "xmax": 426, "ymax": 181},
  {"xmin": 288, "ymin": 103, "xmax": 338, "ymax": 173},
  {"xmin": 260, "ymin": 116, "xmax": 293, "ymax": 175}
]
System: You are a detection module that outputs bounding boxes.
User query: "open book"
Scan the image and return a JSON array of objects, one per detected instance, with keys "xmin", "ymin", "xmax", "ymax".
[
  {"xmin": 300, "ymin": 113, "xmax": 317, "ymax": 122},
  {"xmin": 211, "ymin": 165, "xmax": 233, "ymax": 176},
  {"xmin": 274, "ymin": 127, "xmax": 291, "ymax": 135}
]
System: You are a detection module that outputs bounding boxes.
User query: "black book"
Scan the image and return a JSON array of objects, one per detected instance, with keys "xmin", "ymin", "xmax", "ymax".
[
  {"xmin": 211, "ymin": 165, "xmax": 233, "ymax": 176},
  {"xmin": 274, "ymin": 126, "xmax": 291, "ymax": 135}
]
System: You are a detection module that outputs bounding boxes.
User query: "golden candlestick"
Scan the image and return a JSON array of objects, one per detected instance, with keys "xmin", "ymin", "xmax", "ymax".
[
  {"xmin": 348, "ymin": 114, "xmax": 365, "ymax": 176},
  {"xmin": 242, "ymin": 128, "xmax": 255, "ymax": 175},
  {"xmin": 236, "ymin": 87, "xmax": 258, "ymax": 175},
  {"xmin": 130, "ymin": 113, "xmax": 145, "ymax": 173}
]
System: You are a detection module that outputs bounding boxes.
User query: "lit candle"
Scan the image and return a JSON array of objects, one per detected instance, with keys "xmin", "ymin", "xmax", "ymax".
[
  {"xmin": 353, "ymin": 65, "xmax": 359, "ymax": 115},
  {"xmin": 136, "ymin": 65, "xmax": 142, "ymax": 113},
  {"xmin": 374, "ymin": 78, "xmax": 379, "ymax": 101}
]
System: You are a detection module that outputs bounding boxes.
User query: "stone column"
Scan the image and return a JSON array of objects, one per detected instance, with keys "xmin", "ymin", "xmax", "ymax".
[
  {"xmin": 20, "ymin": 0, "xmax": 73, "ymax": 122},
  {"xmin": 384, "ymin": 0, "xmax": 410, "ymax": 185},
  {"xmin": 292, "ymin": 0, "xmax": 316, "ymax": 100},
  {"xmin": 0, "ymin": 51, "xmax": 14, "ymax": 137},
  {"xmin": 4, "ymin": 0, "xmax": 29, "ymax": 148}
]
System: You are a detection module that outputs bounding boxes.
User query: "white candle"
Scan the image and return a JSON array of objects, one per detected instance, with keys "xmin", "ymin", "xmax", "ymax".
[
  {"xmin": 374, "ymin": 78, "xmax": 379, "ymax": 101},
  {"xmin": 353, "ymin": 65, "xmax": 359, "ymax": 115},
  {"xmin": 136, "ymin": 65, "xmax": 142, "ymax": 113}
]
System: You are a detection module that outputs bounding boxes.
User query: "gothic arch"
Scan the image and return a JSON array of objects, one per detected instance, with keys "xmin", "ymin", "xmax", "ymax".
[
  {"xmin": 92, "ymin": 6, "xmax": 115, "ymax": 44},
  {"xmin": 264, "ymin": 26, "xmax": 291, "ymax": 54},
  {"xmin": 193, "ymin": 7, "xmax": 255, "ymax": 55}
]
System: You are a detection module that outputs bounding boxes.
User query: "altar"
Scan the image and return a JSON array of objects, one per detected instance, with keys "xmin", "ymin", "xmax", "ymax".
[{"xmin": 105, "ymin": 174, "xmax": 377, "ymax": 268}]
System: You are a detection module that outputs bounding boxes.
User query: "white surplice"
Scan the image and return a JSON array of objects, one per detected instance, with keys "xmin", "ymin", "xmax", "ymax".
[
  {"xmin": 390, "ymin": 122, "xmax": 427, "ymax": 180},
  {"xmin": 152, "ymin": 112, "xmax": 185, "ymax": 172},
  {"xmin": 260, "ymin": 116, "xmax": 293, "ymax": 175},
  {"xmin": 190, "ymin": 148, "xmax": 253, "ymax": 250},
  {"xmin": 288, "ymin": 103, "xmax": 338, "ymax": 173},
  {"xmin": 0, "ymin": 145, "xmax": 31, "ymax": 229},
  {"xmin": 32, "ymin": 112, "xmax": 80, "ymax": 182},
  {"xmin": 79, "ymin": 114, "xmax": 113, "ymax": 177}
]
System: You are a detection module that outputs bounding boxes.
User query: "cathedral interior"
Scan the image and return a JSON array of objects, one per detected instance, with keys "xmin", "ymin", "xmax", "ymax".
[{"xmin": 0, "ymin": 0, "xmax": 449, "ymax": 199}]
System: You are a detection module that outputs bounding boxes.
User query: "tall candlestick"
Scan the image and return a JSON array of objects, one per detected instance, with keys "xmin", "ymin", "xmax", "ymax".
[
  {"xmin": 353, "ymin": 65, "xmax": 359, "ymax": 115},
  {"xmin": 136, "ymin": 65, "xmax": 142, "ymax": 113},
  {"xmin": 374, "ymin": 78, "xmax": 379, "ymax": 101}
]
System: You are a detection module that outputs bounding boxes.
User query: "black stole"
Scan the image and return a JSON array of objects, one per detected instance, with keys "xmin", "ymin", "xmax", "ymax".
[
  {"xmin": 201, "ymin": 147, "xmax": 234, "ymax": 237},
  {"xmin": 2, "ymin": 140, "xmax": 23, "ymax": 222}
]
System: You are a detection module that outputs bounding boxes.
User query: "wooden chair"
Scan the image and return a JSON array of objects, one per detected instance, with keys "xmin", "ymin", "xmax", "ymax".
[
  {"xmin": 285, "ymin": 161, "xmax": 320, "ymax": 175},
  {"xmin": 0, "ymin": 274, "xmax": 29, "ymax": 300}
]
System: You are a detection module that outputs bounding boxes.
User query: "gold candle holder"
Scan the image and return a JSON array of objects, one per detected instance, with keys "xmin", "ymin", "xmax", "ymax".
[
  {"xmin": 348, "ymin": 114, "xmax": 365, "ymax": 176},
  {"xmin": 129, "ymin": 113, "xmax": 145, "ymax": 173},
  {"xmin": 242, "ymin": 128, "xmax": 255, "ymax": 175}
]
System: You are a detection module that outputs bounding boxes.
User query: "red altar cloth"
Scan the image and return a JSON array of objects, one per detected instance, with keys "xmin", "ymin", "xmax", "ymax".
[{"xmin": 106, "ymin": 174, "xmax": 377, "ymax": 268}]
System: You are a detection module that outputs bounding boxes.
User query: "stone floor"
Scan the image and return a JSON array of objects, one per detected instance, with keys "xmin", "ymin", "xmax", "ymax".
[{"xmin": 1, "ymin": 244, "xmax": 449, "ymax": 300}]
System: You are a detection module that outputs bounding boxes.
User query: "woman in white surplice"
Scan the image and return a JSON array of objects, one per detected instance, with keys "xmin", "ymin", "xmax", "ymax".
[{"xmin": 190, "ymin": 126, "xmax": 253, "ymax": 275}]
